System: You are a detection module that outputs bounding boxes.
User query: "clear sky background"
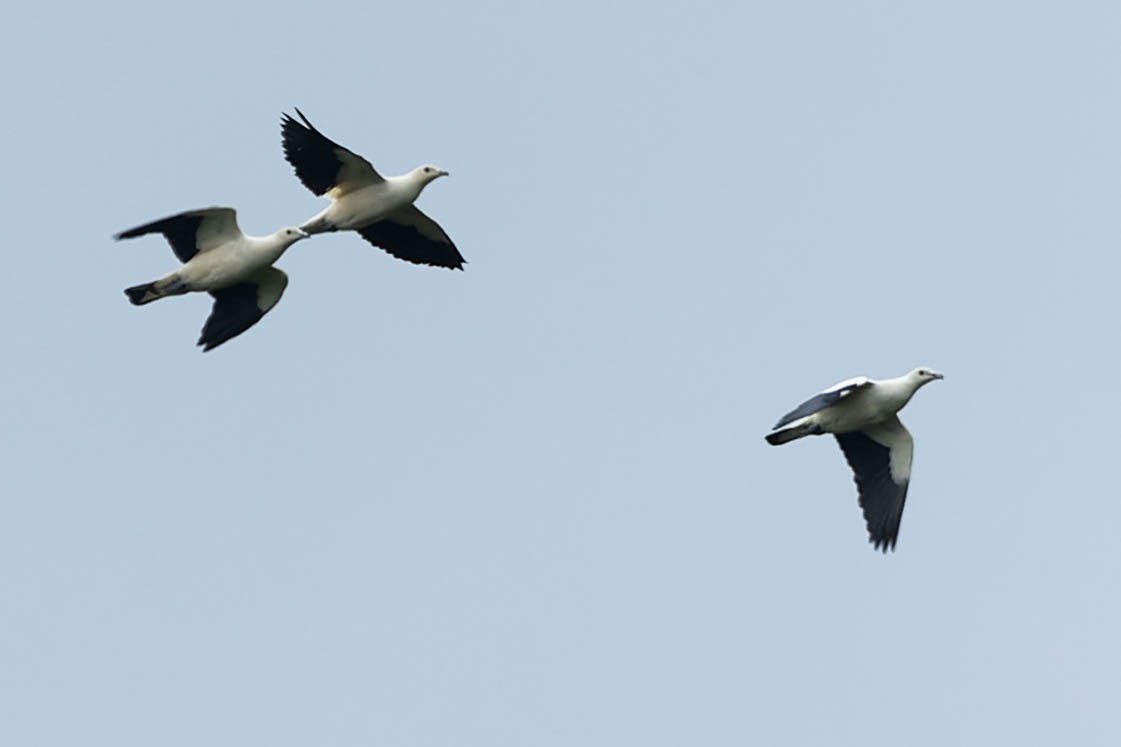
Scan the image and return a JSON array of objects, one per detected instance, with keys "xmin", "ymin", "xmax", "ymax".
[{"xmin": 2, "ymin": 1, "xmax": 1119, "ymax": 744}]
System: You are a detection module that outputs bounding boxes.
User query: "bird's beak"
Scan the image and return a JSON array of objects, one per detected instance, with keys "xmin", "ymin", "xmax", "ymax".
[
  {"xmin": 438, "ymin": 170, "xmax": 450, "ymax": 177},
  {"xmin": 932, "ymin": 372, "xmax": 945, "ymax": 380},
  {"xmin": 297, "ymin": 229, "xmax": 310, "ymax": 239}
]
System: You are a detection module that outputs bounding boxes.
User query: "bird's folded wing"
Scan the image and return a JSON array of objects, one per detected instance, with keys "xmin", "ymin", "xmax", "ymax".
[
  {"xmin": 198, "ymin": 267, "xmax": 289, "ymax": 351},
  {"xmin": 356, "ymin": 206, "xmax": 465, "ymax": 270},
  {"xmin": 115, "ymin": 207, "xmax": 241, "ymax": 263},
  {"xmin": 281, "ymin": 109, "xmax": 382, "ymax": 197},
  {"xmin": 834, "ymin": 416, "xmax": 913, "ymax": 552},
  {"xmin": 772, "ymin": 378, "xmax": 871, "ymax": 429}
]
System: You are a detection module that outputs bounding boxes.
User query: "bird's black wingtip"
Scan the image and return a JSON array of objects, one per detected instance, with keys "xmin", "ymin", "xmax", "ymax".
[
  {"xmin": 293, "ymin": 107, "xmax": 316, "ymax": 130},
  {"xmin": 114, "ymin": 226, "xmax": 143, "ymax": 240},
  {"xmin": 869, "ymin": 535, "xmax": 898, "ymax": 553}
]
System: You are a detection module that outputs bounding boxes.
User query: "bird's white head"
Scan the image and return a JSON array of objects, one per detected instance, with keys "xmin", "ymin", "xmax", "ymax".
[
  {"xmin": 276, "ymin": 227, "xmax": 311, "ymax": 246},
  {"xmin": 909, "ymin": 367, "xmax": 945, "ymax": 386},
  {"xmin": 413, "ymin": 164, "xmax": 449, "ymax": 188}
]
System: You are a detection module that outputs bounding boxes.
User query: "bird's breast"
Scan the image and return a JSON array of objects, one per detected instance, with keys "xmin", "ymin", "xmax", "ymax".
[
  {"xmin": 328, "ymin": 182, "xmax": 409, "ymax": 229},
  {"xmin": 180, "ymin": 245, "xmax": 268, "ymax": 291},
  {"xmin": 816, "ymin": 392, "xmax": 884, "ymax": 433}
]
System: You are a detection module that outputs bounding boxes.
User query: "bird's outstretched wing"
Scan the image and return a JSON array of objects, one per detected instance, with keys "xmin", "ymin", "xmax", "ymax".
[
  {"xmin": 281, "ymin": 108, "xmax": 382, "ymax": 197},
  {"xmin": 356, "ymin": 205, "xmax": 465, "ymax": 270},
  {"xmin": 772, "ymin": 377, "xmax": 871, "ymax": 429},
  {"xmin": 115, "ymin": 207, "xmax": 241, "ymax": 263},
  {"xmin": 198, "ymin": 267, "xmax": 289, "ymax": 351},
  {"xmin": 835, "ymin": 416, "xmax": 913, "ymax": 552}
]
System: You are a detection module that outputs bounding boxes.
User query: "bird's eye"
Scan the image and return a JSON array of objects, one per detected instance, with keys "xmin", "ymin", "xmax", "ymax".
[{"xmin": 425, "ymin": 166, "xmax": 432, "ymax": 173}]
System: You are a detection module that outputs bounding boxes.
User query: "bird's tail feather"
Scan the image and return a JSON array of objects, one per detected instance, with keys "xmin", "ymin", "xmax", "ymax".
[
  {"xmin": 299, "ymin": 213, "xmax": 335, "ymax": 235},
  {"xmin": 765, "ymin": 421, "xmax": 821, "ymax": 446},
  {"xmin": 124, "ymin": 276, "xmax": 187, "ymax": 306}
]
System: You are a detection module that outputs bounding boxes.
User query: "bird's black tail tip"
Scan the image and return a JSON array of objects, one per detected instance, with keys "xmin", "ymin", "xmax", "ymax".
[
  {"xmin": 124, "ymin": 283, "xmax": 158, "ymax": 305},
  {"xmin": 765, "ymin": 422, "xmax": 819, "ymax": 446}
]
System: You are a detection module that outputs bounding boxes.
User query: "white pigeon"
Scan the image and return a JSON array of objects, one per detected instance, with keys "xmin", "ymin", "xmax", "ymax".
[
  {"xmin": 765, "ymin": 367, "xmax": 944, "ymax": 552},
  {"xmin": 116, "ymin": 207, "xmax": 308, "ymax": 351},
  {"xmin": 280, "ymin": 108, "xmax": 465, "ymax": 270}
]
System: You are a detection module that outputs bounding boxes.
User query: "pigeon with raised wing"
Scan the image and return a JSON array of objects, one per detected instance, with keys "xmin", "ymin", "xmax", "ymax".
[
  {"xmin": 280, "ymin": 108, "xmax": 465, "ymax": 270},
  {"xmin": 116, "ymin": 207, "xmax": 308, "ymax": 351},
  {"xmin": 765, "ymin": 367, "xmax": 944, "ymax": 552}
]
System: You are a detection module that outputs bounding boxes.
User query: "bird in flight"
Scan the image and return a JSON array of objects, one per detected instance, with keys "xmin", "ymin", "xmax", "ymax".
[
  {"xmin": 280, "ymin": 108, "xmax": 465, "ymax": 270},
  {"xmin": 117, "ymin": 207, "xmax": 308, "ymax": 351},
  {"xmin": 765, "ymin": 367, "xmax": 944, "ymax": 552}
]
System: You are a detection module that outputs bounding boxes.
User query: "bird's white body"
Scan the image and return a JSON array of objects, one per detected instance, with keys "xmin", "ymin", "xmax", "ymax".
[
  {"xmin": 794, "ymin": 375, "xmax": 925, "ymax": 435},
  {"xmin": 302, "ymin": 171, "xmax": 430, "ymax": 234},
  {"xmin": 175, "ymin": 230, "xmax": 302, "ymax": 290}
]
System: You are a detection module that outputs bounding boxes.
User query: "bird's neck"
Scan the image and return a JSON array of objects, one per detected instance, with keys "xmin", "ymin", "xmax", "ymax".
[
  {"xmin": 387, "ymin": 173, "xmax": 426, "ymax": 202},
  {"xmin": 877, "ymin": 377, "xmax": 923, "ymax": 412},
  {"xmin": 250, "ymin": 235, "xmax": 295, "ymax": 265}
]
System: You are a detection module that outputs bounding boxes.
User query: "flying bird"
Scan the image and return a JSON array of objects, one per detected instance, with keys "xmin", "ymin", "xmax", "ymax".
[
  {"xmin": 765, "ymin": 367, "xmax": 944, "ymax": 552},
  {"xmin": 116, "ymin": 207, "xmax": 308, "ymax": 351},
  {"xmin": 280, "ymin": 108, "xmax": 465, "ymax": 270}
]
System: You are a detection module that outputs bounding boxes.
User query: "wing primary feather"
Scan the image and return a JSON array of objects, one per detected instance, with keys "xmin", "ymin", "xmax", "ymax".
[
  {"xmin": 281, "ymin": 109, "xmax": 350, "ymax": 196},
  {"xmin": 834, "ymin": 431, "xmax": 909, "ymax": 552},
  {"xmin": 114, "ymin": 213, "xmax": 206, "ymax": 263},
  {"xmin": 356, "ymin": 210, "xmax": 465, "ymax": 270}
]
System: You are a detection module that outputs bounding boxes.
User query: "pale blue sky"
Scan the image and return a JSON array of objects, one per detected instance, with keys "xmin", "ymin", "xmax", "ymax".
[{"xmin": 2, "ymin": 1, "xmax": 1119, "ymax": 744}]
